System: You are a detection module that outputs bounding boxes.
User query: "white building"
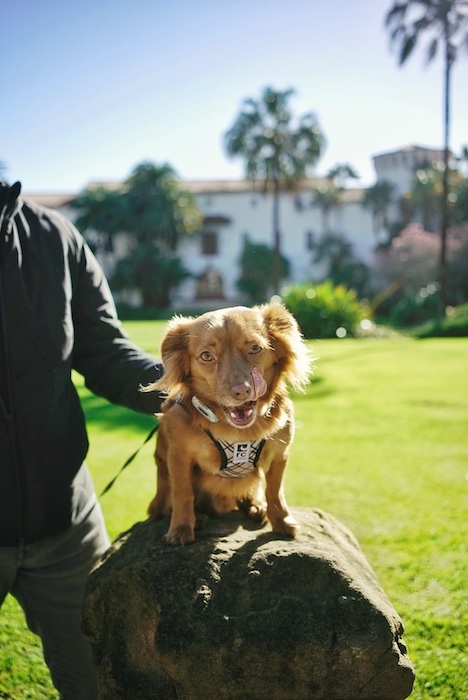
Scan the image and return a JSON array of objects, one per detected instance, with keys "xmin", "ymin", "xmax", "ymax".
[
  {"xmin": 24, "ymin": 145, "xmax": 444, "ymax": 307},
  {"xmin": 172, "ymin": 180, "xmax": 373, "ymax": 307},
  {"xmin": 372, "ymin": 144, "xmax": 447, "ymax": 196}
]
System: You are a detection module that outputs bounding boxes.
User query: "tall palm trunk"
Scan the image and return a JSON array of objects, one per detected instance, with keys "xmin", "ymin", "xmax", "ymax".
[{"xmin": 439, "ymin": 19, "xmax": 451, "ymax": 313}]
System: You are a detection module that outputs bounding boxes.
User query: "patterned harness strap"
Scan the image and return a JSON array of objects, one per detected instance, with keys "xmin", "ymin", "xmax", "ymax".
[{"xmin": 205, "ymin": 430, "xmax": 266, "ymax": 478}]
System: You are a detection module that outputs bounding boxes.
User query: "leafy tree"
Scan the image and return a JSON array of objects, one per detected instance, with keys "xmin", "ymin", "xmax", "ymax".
[
  {"xmin": 237, "ymin": 239, "xmax": 290, "ymax": 304},
  {"xmin": 385, "ymin": 0, "xmax": 468, "ymax": 309},
  {"xmin": 71, "ymin": 161, "xmax": 202, "ymax": 308},
  {"xmin": 312, "ymin": 183, "xmax": 340, "ymax": 234},
  {"xmin": 72, "ymin": 186, "xmax": 124, "ymax": 253},
  {"xmin": 112, "ymin": 243, "xmax": 191, "ymax": 309},
  {"xmin": 362, "ymin": 180, "xmax": 396, "ymax": 242},
  {"xmin": 403, "ymin": 163, "xmax": 444, "ymax": 231},
  {"xmin": 310, "ymin": 232, "xmax": 371, "ymax": 297},
  {"xmin": 452, "ymin": 179, "xmax": 468, "ymax": 223},
  {"xmin": 446, "ymin": 224, "xmax": 468, "ymax": 303},
  {"xmin": 122, "ymin": 162, "xmax": 202, "ymax": 251},
  {"xmin": 397, "ymin": 159, "xmax": 467, "ymax": 230},
  {"xmin": 224, "ymin": 86, "xmax": 325, "ymax": 295},
  {"xmin": 457, "ymin": 144, "xmax": 468, "ymax": 176},
  {"xmin": 312, "ymin": 164, "xmax": 359, "ymax": 235},
  {"xmin": 374, "ymin": 223, "xmax": 441, "ymax": 297}
]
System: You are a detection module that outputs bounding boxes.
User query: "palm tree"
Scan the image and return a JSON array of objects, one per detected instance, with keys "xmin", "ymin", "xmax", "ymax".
[
  {"xmin": 327, "ymin": 163, "xmax": 360, "ymax": 190},
  {"xmin": 224, "ymin": 86, "xmax": 326, "ymax": 295},
  {"xmin": 72, "ymin": 161, "xmax": 202, "ymax": 308},
  {"xmin": 72, "ymin": 186, "xmax": 124, "ymax": 254},
  {"xmin": 313, "ymin": 183, "xmax": 341, "ymax": 234},
  {"xmin": 385, "ymin": 0, "xmax": 468, "ymax": 310},
  {"xmin": 123, "ymin": 162, "xmax": 202, "ymax": 251}
]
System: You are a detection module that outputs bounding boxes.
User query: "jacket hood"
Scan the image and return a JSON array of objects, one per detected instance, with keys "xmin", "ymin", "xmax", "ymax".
[{"xmin": 0, "ymin": 181, "xmax": 22, "ymax": 239}]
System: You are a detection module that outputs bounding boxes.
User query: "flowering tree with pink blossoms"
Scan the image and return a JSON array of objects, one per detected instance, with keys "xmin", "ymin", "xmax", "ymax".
[{"xmin": 374, "ymin": 224, "xmax": 440, "ymax": 296}]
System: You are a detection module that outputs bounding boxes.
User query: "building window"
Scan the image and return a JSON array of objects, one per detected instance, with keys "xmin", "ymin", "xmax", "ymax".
[{"xmin": 201, "ymin": 231, "xmax": 218, "ymax": 255}]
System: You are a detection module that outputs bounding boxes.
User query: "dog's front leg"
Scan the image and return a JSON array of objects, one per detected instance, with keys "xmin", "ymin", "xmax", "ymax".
[
  {"xmin": 166, "ymin": 454, "xmax": 197, "ymax": 546},
  {"xmin": 148, "ymin": 447, "xmax": 172, "ymax": 520},
  {"xmin": 265, "ymin": 458, "xmax": 299, "ymax": 537}
]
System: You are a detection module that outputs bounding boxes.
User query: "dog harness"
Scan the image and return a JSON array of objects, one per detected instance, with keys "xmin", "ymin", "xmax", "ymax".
[
  {"xmin": 179, "ymin": 395, "xmax": 267, "ymax": 478},
  {"xmin": 205, "ymin": 430, "xmax": 266, "ymax": 478}
]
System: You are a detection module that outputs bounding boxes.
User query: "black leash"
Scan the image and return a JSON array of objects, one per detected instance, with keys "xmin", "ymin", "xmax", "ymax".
[{"xmin": 100, "ymin": 418, "xmax": 160, "ymax": 496}]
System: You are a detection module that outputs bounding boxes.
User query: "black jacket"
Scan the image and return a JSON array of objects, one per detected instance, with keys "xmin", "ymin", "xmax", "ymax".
[{"xmin": 0, "ymin": 181, "xmax": 163, "ymax": 545}]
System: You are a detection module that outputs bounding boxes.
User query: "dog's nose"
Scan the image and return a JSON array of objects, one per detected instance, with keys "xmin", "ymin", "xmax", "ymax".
[{"xmin": 230, "ymin": 382, "xmax": 252, "ymax": 401}]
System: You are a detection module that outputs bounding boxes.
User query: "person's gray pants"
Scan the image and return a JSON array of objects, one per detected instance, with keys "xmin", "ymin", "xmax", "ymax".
[{"xmin": 0, "ymin": 486, "xmax": 110, "ymax": 699}]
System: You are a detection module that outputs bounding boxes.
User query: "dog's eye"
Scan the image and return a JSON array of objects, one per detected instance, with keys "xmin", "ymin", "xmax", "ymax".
[
  {"xmin": 199, "ymin": 351, "xmax": 215, "ymax": 362},
  {"xmin": 249, "ymin": 344, "xmax": 263, "ymax": 355}
]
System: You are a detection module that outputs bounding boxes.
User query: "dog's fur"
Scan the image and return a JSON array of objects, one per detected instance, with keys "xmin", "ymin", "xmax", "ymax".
[{"xmin": 142, "ymin": 303, "xmax": 311, "ymax": 545}]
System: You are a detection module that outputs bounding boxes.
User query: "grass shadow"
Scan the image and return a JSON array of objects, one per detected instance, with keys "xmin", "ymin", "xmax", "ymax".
[{"xmin": 80, "ymin": 393, "xmax": 156, "ymax": 433}]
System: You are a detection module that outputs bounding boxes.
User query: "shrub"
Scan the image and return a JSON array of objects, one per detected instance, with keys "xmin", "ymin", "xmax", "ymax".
[
  {"xmin": 389, "ymin": 283, "xmax": 441, "ymax": 327},
  {"xmin": 282, "ymin": 281, "xmax": 366, "ymax": 339},
  {"xmin": 416, "ymin": 303, "xmax": 468, "ymax": 337}
]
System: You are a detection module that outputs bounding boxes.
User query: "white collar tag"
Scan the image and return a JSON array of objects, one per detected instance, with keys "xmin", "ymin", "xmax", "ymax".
[{"xmin": 191, "ymin": 396, "xmax": 219, "ymax": 423}]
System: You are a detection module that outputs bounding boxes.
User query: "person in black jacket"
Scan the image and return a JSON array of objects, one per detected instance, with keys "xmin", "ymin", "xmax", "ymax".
[{"xmin": 0, "ymin": 180, "xmax": 164, "ymax": 699}]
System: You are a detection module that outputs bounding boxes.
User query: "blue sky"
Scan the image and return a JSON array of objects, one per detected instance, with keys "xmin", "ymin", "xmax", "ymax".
[{"xmin": 3, "ymin": 0, "xmax": 468, "ymax": 193}]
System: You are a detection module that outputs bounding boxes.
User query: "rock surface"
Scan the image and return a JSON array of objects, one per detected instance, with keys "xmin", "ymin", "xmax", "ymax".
[{"xmin": 82, "ymin": 508, "xmax": 415, "ymax": 699}]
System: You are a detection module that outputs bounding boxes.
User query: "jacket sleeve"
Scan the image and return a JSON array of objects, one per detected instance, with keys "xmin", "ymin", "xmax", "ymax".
[{"xmin": 69, "ymin": 224, "xmax": 164, "ymax": 415}]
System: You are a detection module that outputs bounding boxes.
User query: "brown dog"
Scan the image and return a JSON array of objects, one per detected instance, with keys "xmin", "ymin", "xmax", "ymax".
[{"xmin": 142, "ymin": 303, "xmax": 311, "ymax": 545}]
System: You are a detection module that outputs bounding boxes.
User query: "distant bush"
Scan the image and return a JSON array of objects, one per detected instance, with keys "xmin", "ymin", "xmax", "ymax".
[
  {"xmin": 282, "ymin": 281, "xmax": 366, "ymax": 339},
  {"xmin": 416, "ymin": 304, "xmax": 468, "ymax": 338},
  {"xmin": 116, "ymin": 304, "xmax": 173, "ymax": 321},
  {"xmin": 389, "ymin": 283, "xmax": 441, "ymax": 327}
]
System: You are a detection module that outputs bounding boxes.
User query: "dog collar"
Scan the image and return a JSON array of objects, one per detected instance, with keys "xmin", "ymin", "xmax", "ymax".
[{"xmin": 191, "ymin": 396, "xmax": 219, "ymax": 423}]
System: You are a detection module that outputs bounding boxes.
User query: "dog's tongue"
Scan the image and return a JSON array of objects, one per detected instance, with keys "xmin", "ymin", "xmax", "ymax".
[{"xmin": 251, "ymin": 367, "xmax": 267, "ymax": 400}]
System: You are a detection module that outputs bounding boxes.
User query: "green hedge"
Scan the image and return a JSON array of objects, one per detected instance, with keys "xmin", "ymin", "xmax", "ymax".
[{"xmin": 282, "ymin": 281, "xmax": 366, "ymax": 339}]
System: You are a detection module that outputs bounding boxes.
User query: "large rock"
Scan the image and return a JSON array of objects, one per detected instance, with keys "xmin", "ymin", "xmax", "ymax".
[{"xmin": 82, "ymin": 508, "xmax": 415, "ymax": 699}]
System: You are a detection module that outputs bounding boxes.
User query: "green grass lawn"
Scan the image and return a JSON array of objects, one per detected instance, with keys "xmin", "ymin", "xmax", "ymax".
[{"xmin": 1, "ymin": 323, "xmax": 466, "ymax": 699}]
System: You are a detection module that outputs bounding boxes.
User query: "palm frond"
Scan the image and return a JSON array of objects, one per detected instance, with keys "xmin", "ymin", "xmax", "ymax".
[
  {"xmin": 400, "ymin": 33, "xmax": 418, "ymax": 63},
  {"xmin": 426, "ymin": 36, "xmax": 439, "ymax": 63}
]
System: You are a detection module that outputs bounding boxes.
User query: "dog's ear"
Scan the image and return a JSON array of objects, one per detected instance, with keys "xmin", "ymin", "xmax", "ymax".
[
  {"xmin": 141, "ymin": 316, "xmax": 193, "ymax": 398},
  {"xmin": 159, "ymin": 316, "xmax": 194, "ymax": 394},
  {"xmin": 260, "ymin": 303, "xmax": 312, "ymax": 391}
]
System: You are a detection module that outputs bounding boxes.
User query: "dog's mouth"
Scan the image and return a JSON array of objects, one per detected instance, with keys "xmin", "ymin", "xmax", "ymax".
[{"xmin": 223, "ymin": 401, "xmax": 258, "ymax": 427}]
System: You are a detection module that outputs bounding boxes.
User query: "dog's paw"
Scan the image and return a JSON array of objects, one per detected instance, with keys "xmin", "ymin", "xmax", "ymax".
[
  {"xmin": 165, "ymin": 524, "xmax": 195, "ymax": 546},
  {"xmin": 195, "ymin": 512, "xmax": 210, "ymax": 530},
  {"xmin": 271, "ymin": 514, "xmax": 300, "ymax": 538},
  {"xmin": 239, "ymin": 498, "xmax": 268, "ymax": 523}
]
